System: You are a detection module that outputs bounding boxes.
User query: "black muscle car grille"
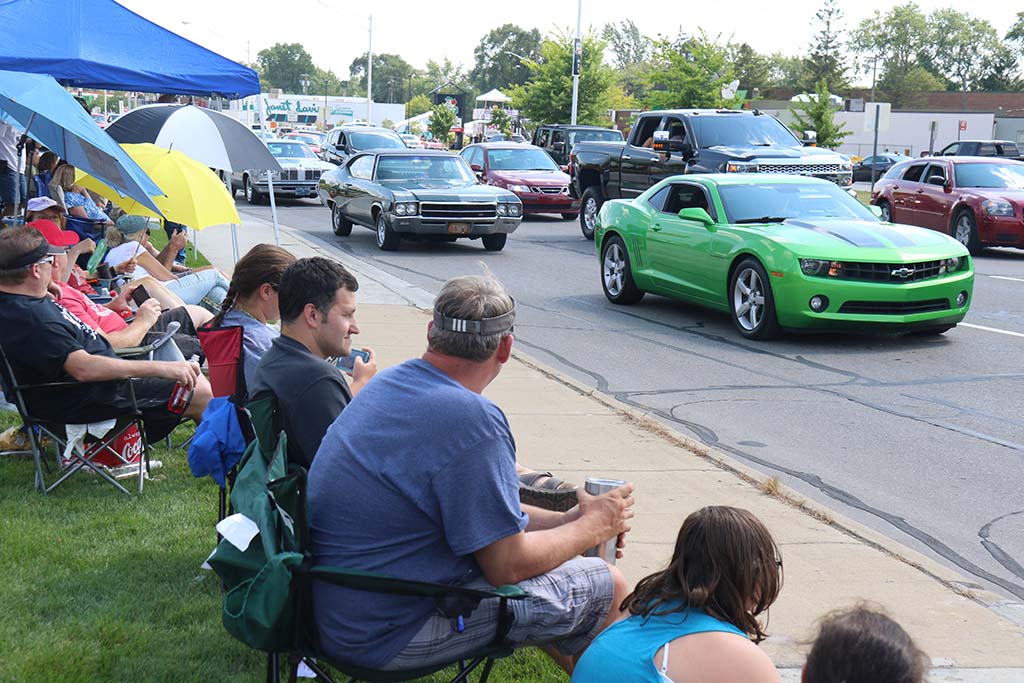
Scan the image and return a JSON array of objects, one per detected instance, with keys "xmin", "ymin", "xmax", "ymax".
[
  {"xmin": 758, "ymin": 163, "xmax": 846, "ymax": 175},
  {"xmin": 833, "ymin": 260, "xmax": 946, "ymax": 283},
  {"xmin": 420, "ymin": 202, "xmax": 497, "ymax": 220},
  {"xmin": 838, "ymin": 299, "xmax": 949, "ymax": 315}
]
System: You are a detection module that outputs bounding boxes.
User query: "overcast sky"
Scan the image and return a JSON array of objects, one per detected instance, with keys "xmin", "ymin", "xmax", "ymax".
[{"xmin": 122, "ymin": 0, "xmax": 1019, "ymax": 88}]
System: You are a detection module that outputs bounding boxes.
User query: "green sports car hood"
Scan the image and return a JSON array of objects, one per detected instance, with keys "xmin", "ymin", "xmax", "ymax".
[{"xmin": 764, "ymin": 218, "xmax": 968, "ymax": 259}]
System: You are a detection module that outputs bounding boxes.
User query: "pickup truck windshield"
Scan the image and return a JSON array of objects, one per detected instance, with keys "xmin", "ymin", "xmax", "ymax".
[
  {"xmin": 691, "ymin": 116, "xmax": 800, "ymax": 149},
  {"xmin": 719, "ymin": 182, "xmax": 877, "ymax": 224},
  {"xmin": 954, "ymin": 162, "xmax": 1024, "ymax": 188},
  {"xmin": 568, "ymin": 129, "xmax": 623, "ymax": 145},
  {"xmin": 488, "ymin": 148, "xmax": 559, "ymax": 171}
]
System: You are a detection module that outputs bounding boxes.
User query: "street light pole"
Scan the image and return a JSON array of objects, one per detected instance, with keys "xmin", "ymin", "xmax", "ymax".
[
  {"xmin": 570, "ymin": 0, "xmax": 582, "ymax": 125},
  {"xmin": 366, "ymin": 15, "xmax": 373, "ymax": 124}
]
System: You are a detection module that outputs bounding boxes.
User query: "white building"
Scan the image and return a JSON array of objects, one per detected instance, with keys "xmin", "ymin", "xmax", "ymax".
[{"xmin": 228, "ymin": 93, "xmax": 405, "ymax": 130}]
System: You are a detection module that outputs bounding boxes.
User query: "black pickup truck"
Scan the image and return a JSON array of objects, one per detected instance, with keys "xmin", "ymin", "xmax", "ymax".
[
  {"xmin": 936, "ymin": 140, "xmax": 1023, "ymax": 160},
  {"xmin": 570, "ymin": 109, "xmax": 853, "ymax": 238}
]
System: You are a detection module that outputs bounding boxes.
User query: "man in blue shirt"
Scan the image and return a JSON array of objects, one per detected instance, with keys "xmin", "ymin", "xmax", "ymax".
[{"xmin": 308, "ymin": 274, "xmax": 635, "ymax": 674}]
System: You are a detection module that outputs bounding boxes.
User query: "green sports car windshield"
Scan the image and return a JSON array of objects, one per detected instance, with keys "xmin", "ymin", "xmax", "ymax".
[{"xmin": 719, "ymin": 182, "xmax": 879, "ymax": 224}]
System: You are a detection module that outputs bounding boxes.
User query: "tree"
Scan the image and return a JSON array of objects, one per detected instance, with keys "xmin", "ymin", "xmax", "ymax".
[
  {"xmin": 767, "ymin": 52, "xmax": 808, "ymax": 89},
  {"xmin": 469, "ymin": 24, "xmax": 543, "ymax": 92},
  {"xmin": 428, "ymin": 104, "xmax": 455, "ymax": 145},
  {"xmin": 788, "ymin": 79, "xmax": 851, "ymax": 149},
  {"xmin": 509, "ymin": 29, "xmax": 616, "ymax": 126},
  {"xmin": 803, "ymin": 0, "xmax": 849, "ymax": 91},
  {"xmin": 646, "ymin": 31, "xmax": 740, "ymax": 110},
  {"xmin": 349, "ymin": 53, "xmax": 416, "ymax": 102},
  {"xmin": 730, "ymin": 43, "xmax": 773, "ymax": 93},
  {"xmin": 257, "ymin": 43, "xmax": 316, "ymax": 92},
  {"xmin": 405, "ymin": 94, "xmax": 433, "ymax": 119},
  {"xmin": 489, "ymin": 107, "xmax": 512, "ymax": 135},
  {"xmin": 976, "ymin": 45, "xmax": 1021, "ymax": 91},
  {"xmin": 602, "ymin": 20, "xmax": 653, "ymax": 100},
  {"xmin": 851, "ymin": 3, "xmax": 939, "ymax": 107},
  {"xmin": 923, "ymin": 9, "xmax": 1005, "ymax": 91},
  {"xmin": 381, "ymin": 118, "xmax": 394, "ymax": 130}
]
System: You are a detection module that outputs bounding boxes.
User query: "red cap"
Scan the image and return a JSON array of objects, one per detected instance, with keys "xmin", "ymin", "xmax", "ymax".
[{"xmin": 27, "ymin": 219, "xmax": 80, "ymax": 247}]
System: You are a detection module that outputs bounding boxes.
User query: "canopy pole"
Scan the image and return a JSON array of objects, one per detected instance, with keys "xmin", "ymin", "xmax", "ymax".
[
  {"xmin": 230, "ymin": 224, "xmax": 239, "ymax": 263},
  {"xmin": 192, "ymin": 227, "xmax": 199, "ymax": 264},
  {"xmin": 256, "ymin": 96, "xmax": 281, "ymax": 246},
  {"xmin": 14, "ymin": 112, "xmax": 36, "ymax": 219}
]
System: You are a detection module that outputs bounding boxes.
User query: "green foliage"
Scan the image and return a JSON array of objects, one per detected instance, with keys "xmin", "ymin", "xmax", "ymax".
[
  {"xmin": 768, "ymin": 52, "xmax": 809, "ymax": 89},
  {"xmin": 405, "ymin": 94, "xmax": 433, "ymax": 119},
  {"xmin": 256, "ymin": 43, "xmax": 316, "ymax": 92},
  {"xmin": 489, "ymin": 106, "xmax": 512, "ymax": 136},
  {"xmin": 509, "ymin": 29, "xmax": 616, "ymax": 126},
  {"xmin": 428, "ymin": 104, "xmax": 456, "ymax": 145},
  {"xmin": 381, "ymin": 118, "xmax": 395, "ymax": 130},
  {"xmin": 850, "ymin": 3, "xmax": 941, "ymax": 107},
  {"xmin": 410, "ymin": 58, "xmax": 470, "ymax": 98},
  {"xmin": 789, "ymin": 79, "xmax": 851, "ymax": 150},
  {"xmin": 923, "ymin": 9, "xmax": 1008, "ymax": 91},
  {"xmin": 469, "ymin": 24, "xmax": 543, "ymax": 92},
  {"xmin": 730, "ymin": 44, "xmax": 773, "ymax": 93},
  {"xmin": 602, "ymin": 21, "xmax": 654, "ymax": 100},
  {"xmin": 646, "ymin": 30, "xmax": 741, "ymax": 110},
  {"xmin": 408, "ymin": 120, "xmax": 423, "ymax": 136},
  {"xmin": 803, "ymin": 0, "xmax": 849, "ymax": 91},
  {"xmin": 348, "ymin": 53, "xmax": 416, "ymax": 103}
]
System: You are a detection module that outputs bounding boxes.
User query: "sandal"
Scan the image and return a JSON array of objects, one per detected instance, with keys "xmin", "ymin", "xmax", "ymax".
[{"xmin": 518, "ymin": 470, "xmax": 579, "ymax": 512}]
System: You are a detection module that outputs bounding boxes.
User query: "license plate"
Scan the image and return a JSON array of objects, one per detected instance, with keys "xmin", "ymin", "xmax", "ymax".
[
  {"xmin": 295, "ymin": 187, "xmax": 312, "ymax": 196},
  {"xmin": 447, "ymin": 222, "xmax": 470, "ymax": 234}
]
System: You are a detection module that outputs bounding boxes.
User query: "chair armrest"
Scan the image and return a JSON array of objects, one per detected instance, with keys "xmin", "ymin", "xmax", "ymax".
[
  {"xmin": 114, "ymin": 321, "xmax": 181, "ymax": 358},
  {"xmin": 307, "ymin": 566, "xmax": 527, "ymax": 601}
]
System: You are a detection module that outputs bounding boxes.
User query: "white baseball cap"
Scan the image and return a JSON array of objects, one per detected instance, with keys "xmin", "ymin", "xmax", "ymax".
[{"xmin": 26, "ymin": 196, "xmax": 64, "ymax": 213}]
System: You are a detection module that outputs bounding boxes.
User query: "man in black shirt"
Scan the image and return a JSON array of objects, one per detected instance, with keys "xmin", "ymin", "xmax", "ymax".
[
  {"xmin": 250, "ymin": 257, "xmax": 376, "ymax": 468},
  {"xmin": 0, "ymin": 227, "xmax": 211, "ymax": 442}
]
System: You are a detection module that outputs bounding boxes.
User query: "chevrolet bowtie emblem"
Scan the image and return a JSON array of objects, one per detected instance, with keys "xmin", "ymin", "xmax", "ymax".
[{"xmin": 891, "ymin": 267, "xmax": 915, "ymax": 279}]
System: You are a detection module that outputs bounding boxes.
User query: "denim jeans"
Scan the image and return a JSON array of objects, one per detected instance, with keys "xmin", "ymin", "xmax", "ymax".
[{"xmin": 163, "ymin": 269, "xmax": 230, "ymax": 313}]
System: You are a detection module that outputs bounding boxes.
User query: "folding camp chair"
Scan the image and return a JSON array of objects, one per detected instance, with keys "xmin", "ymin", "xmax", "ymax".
[
  {"xmin": 207, "ymin": 395, "xmax": 527, "ymax": 683},
  {"xmin": 65, "ymin": 216, "xmax": 106, "ymax": 242},
  {"xmin": 196, "ymin": 323, "xmax": 253, "ymax": 524},
  {"xmin": 0, "ymin": 342, "xmax": 152, "ymax": 495}
]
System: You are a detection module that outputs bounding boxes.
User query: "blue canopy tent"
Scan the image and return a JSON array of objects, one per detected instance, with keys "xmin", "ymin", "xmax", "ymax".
[{"xmin": 0, "ymin": 0, "xmax": 260, "ymax": 99}]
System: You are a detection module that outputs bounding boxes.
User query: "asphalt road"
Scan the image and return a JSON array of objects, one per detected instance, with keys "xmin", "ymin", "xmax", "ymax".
[{"xmin": 240, "ymin": 197, "xmax": 1024, "ymax": 602}]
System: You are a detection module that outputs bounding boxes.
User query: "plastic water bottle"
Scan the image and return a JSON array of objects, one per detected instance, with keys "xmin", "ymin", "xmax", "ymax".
[{"xmin": 166, "ymin": 354, "xmax": 200, "ymax": 414}]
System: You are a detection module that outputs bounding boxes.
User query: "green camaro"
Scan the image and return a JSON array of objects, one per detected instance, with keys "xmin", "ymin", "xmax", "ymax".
[{"xmin": 596, "ymin": 175, "xmax": 973, "ymax": 340}]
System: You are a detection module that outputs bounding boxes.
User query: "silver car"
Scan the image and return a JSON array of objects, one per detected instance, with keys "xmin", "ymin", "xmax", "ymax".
[{"xmin": 231, "ymin": 140, "xmax": 335, "ymax": 204}]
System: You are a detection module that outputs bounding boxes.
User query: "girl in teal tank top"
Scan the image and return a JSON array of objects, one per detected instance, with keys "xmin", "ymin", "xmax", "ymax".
[{"xmin": 572, "ymin": 506, "xmax": 783, "ymax": 683}]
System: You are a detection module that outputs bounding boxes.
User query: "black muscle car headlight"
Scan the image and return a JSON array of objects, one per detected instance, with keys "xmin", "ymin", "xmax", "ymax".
[
  {"xmin": 394, "ymin": 202, "xmax": 418, "ymax": 216},
  {"xmin": 982, "ymin": 199, "xmax": 1014, "ymax": 216},
  {"xmin": 507, "ymin": 203, "xmax": 522, "ymax": 217},
  {"xmin": 496, "ymin": 203, "xmax": 508, "ymax": 216}
]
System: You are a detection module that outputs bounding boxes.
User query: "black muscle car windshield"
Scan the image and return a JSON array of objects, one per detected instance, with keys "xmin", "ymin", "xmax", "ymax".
[{"xmin": 375, "ymin": 155, "xmax": 475, "ymax": 182}]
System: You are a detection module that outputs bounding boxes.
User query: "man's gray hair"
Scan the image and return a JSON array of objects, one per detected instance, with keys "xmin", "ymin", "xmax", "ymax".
[{"xmin": 428, "ymin": 274, "xmax": 515, "ymax": 361}]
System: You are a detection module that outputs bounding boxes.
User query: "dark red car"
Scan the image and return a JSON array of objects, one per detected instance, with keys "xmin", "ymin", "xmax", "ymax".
[
  {"xmin": 460, "ymin": 143, "xmax": 579, "ymax": 220},
  {"xmin": 871, "ymin": 156, "xmax": 1024, "ymax": 254}
]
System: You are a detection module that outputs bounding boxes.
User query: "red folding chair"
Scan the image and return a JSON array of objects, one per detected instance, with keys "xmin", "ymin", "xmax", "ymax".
[{"xmin": 196, "ymin": 324, "xmax": 253, "ymax": 523}]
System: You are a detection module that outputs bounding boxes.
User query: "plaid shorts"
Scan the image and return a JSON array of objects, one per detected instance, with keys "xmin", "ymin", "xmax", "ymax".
[{"xmin": 381, "ymin": 557, "xmax": 613, "ymax": 671}]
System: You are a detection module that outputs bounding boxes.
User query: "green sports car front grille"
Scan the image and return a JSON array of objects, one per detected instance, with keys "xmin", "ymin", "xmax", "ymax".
[
  {"xmin": 824, "ymin": 260, "xmax": 947, "ymax": 283},
  {"xmin": 838, "ymin": 299, "xmax": 950, "ymax": 315}
]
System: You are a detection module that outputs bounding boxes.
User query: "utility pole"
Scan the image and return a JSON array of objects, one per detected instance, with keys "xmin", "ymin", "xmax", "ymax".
[
  {"xmin": 570, "ymin": 0, "xmax": 582, "ymax": 125},
  {"xmin": 367, "ymin": 15, "xmax": 373, "ymax": 124}
]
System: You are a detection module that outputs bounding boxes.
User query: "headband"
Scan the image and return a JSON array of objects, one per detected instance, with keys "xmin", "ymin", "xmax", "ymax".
[
  {"xmin": 0, "ymin": 242, "xmax": 51, "ymax": 270},
  {"xmin": 433, "ymin": 299, "xmax": 516, "ymax": 336}
]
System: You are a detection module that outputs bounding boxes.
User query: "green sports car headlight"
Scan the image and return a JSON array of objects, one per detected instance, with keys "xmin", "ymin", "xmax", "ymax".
[{"xmin": 799, "ymin": 258, "xmax": 841, "ymax": 277}]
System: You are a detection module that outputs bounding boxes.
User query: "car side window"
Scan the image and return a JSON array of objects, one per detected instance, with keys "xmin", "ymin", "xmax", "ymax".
[
  {"xmin": 465, "ymin": 147, "xmax": 481, "ymax": 167},
  {"xmin": 537, "ymin": 129, "xmax": 550, "ymax": 147},
  {"xmin": 647, "ymin": 186, "xmax": 671, "ymax": 212},
  {"xmin": 632, "ymin": 116, "xmax": 662, "ymax": 147},
  {"xmin": 349, "ymin": 155, "xmax": 373, "ymax": 179},
  {"xmin": 941, "ymin": 143, "xmax": 958, "ymax": 156},
  {"xmin": 978, "ymin": 143, "xmax": 996, "ymax": 156},
  {"xmin": 863, "ymin": 156, "xmax": 879, "ymax": 164},
  {"xmin": 902, "ymin": 163, "xmax": 928, "ymax": 182},
  {"xmin": 664, "ymin": 184, "xmax": 713, "ymax": 218},
  {"xmin": 337, "ymin": 132, "xmax": 347, "ymax": 149},
  {"xmin": 551, "ymin": 130, "xmax": 565, "ymax": 145},
  {"xmin": 1002, "ymin": 143, "xmax": 1020, "ymax": 156},
  {"xmin": 925, "ymin": 163, "xmax": 946, "ymax": 184}
]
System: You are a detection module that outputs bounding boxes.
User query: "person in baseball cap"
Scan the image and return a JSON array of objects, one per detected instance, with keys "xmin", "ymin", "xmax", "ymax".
[
  {"xmin": 25, "ymin": 196, "xmax": 69, "ymax": 229},
  {"xmin": 26, "ymin": 218, "xmax": 95, "ymax": 285}
]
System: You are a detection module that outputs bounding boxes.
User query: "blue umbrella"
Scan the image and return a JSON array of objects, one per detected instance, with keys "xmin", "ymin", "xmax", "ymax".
[{"xmin": 0, "ymin": 69, "xmax": 163, "ymax": 214}]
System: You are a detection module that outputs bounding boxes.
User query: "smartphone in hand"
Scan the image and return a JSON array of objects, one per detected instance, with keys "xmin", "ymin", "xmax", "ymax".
[
  {"xmin": 336, "ymin": 348, "xmax": 371, "ymax": 374},
  {"xmin": 131, "ymin": 285, "xmax": 151, "ymax": 307}
]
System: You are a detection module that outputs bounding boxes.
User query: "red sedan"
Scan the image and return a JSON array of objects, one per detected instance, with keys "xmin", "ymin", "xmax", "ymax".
[
  {"xmin": 460, "ymin": 143, "xmax": 579, "ymax": 220},
  {"xmin": 871, "ymin": 156, "xmax": 1024, "ymax": 254}
]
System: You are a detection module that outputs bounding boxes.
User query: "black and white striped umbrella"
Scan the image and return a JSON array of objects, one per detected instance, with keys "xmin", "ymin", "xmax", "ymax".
[{"xmin": 106, "ymin": 104, "xmax": 281, "ymax": 172}]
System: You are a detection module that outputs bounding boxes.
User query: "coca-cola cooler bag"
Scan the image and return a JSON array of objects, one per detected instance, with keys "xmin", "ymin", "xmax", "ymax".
[{"xmin": 86, "ymin": 424, "xmax": 144, "ymax": 467}]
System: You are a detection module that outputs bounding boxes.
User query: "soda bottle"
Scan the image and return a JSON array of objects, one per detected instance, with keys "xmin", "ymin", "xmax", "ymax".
[{"xmin": 167, "ymin": 354, "xmax": 201, "ymax": 414}]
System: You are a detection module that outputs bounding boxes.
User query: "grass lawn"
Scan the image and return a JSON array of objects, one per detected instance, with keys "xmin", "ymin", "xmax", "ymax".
[
  {"xmin": 145, "ymin": 224, "xmax": 211, "ymax": 269},
  {"xmin": 0, "ymin": 421, "xmax": 565, "ymax": 682}
]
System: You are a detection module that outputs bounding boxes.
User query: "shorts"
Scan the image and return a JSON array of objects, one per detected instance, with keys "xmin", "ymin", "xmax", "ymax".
[
  {"xmin": 0, "ymin": 166, "xmax": 17, "ymax": 207},
  {"xmin": 147, "ymin": 307, "xmax": 202, "ymax": 362},
  {"xmin": 109, "ymin": 377, "xmax": 190, "ymax": 443},
  {"xmin": 381, "ymin": 557, "xmax": 613, "ymax": 671}
]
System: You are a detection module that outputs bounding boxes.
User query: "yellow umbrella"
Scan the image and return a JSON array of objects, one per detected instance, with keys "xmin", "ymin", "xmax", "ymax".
[{"xmin": 75, "ymin": 143, "xmax": 240, "ymax": 229}]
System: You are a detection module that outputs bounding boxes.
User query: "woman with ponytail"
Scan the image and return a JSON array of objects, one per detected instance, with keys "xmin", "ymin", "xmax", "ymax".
[{"xmin": 214, "ymin": 243, "xmax": 296, "ymax": 391}]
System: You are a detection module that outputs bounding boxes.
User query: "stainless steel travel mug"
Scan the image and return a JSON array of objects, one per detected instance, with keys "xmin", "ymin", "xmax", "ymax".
[{"xmin": 583, "ymin": 477, "xmax": 628, "ymax": 564}]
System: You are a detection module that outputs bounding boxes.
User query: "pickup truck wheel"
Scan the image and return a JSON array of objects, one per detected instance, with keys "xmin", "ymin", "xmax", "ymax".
[
  {"xmin": 580, "ymin": 187, "xmax": 603, "ymax": 240},
  {"xmin": 375, "ymin": 213, "xmax": 401, "ymax": 251},
  {"xmin": 601, "ymin": 235, "xmax": 644, "ymax": 304},
  {"xmin": 244, "ymin": 175, "xmax": 262, "ymax": 205},
  {"xmin": 952, "ymin": 209, "xmax": 981, "ymax": 254},
  {"xmin": 331, "ymin": 202, "xmax": 353, "ymax": 236},
  {"xmin": 729, "ymin": 258, "xmax": 780, "ymax": 341},
  {"xmin": 481, "ymin": 233, "xmax": 507, "ymax": 251}
]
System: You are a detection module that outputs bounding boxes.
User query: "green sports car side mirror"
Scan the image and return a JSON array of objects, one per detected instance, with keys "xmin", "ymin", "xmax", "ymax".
[{"xmin": 678, "ymin": 207, "xmax": 715, "ymax": 227}]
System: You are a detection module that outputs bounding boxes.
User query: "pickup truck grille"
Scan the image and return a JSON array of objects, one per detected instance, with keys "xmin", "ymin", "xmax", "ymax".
[
  {"xmin": 758, "ymin": 163, "xmax": 846, "ymax": 175},
  {"xmin": 421, "ymin": 202, "xmax": 497, "ymax": 220}
]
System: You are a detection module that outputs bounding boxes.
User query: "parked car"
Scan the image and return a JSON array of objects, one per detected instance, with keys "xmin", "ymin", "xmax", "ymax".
[
  {"xmin": 532, "ymin": 124, "xmax": 623, "ymax": 166},
  {"xmin": 460, "ymin": 142, "xmax": 579, "ymax": 220},
  {"xmin": 283, "ymin": 132, "xmax": 323, "ymax": 157},
  {"xmin": 317, "ymin": 150, "xmax": 522, "ymax": 251},
  {"xmin": 322, "ymin": 125, "xmax": 405, "ymax": 165},
  {"xmin": 399, "ymin": 133, "xmax": 423, "ymax": 149},
  {"xmin": 231, "ymin": 140, "xmax": 335, "ymax": 204},
  {"xmin": 852, "ymin": 153, "xmax": 911, "ymax": 181},
  {"xmin": 937, "ymin": 140, "xmax": 1023, "ymax": 160},
  {"xmin": 91, "ymin": 112, "xmax": 108, "ymax": 129},
  {"xmin": 571, "ymin": 110, "xmax": 852, "ymax": 239},
  {"xmin": 597, "ymin": 174, "xmax": 972, "ymax": 340},
  {"xmin": 871, "ymin": 156, "xmax": 1024, "ymax": 254}
]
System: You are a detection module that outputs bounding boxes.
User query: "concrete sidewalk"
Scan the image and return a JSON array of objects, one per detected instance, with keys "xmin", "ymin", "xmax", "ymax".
[{"xmin": 197, "ymin": 213, "xmax": 1024, "ymax": 682}]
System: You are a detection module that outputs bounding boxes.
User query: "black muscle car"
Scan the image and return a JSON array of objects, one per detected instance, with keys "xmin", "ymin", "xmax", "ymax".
[{"xmin": 317, "ymin": 150, "xmax": 523, "ymax": 251}]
